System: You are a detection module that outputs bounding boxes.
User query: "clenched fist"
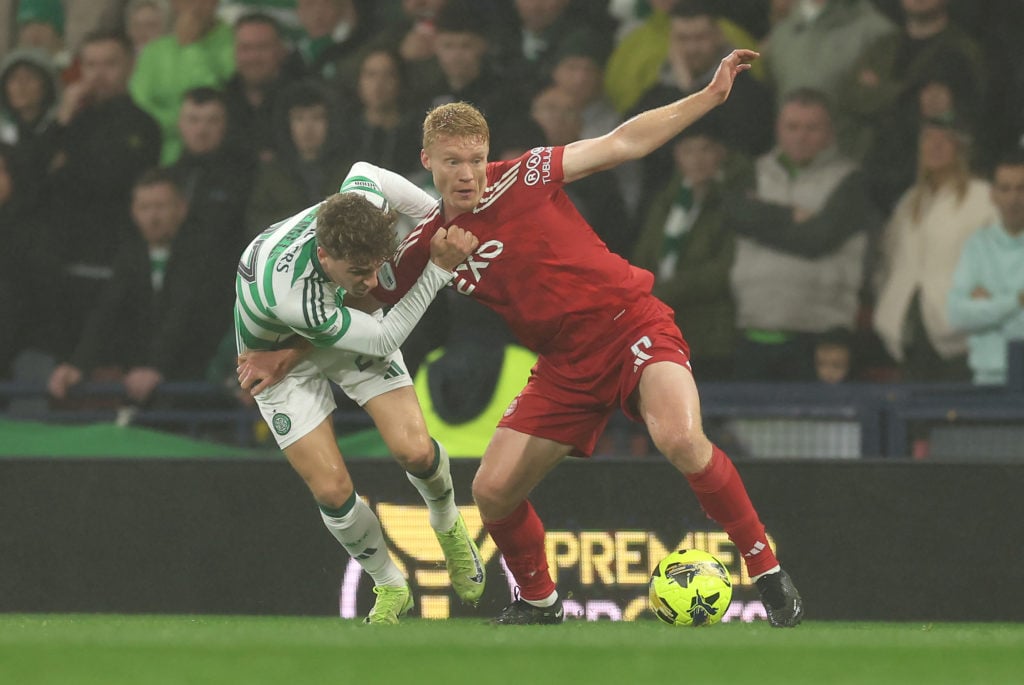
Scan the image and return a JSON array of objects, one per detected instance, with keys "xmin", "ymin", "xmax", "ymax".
[{"xmin": 429, "ymin": 225, "xmax": 480, "ymax": 271}]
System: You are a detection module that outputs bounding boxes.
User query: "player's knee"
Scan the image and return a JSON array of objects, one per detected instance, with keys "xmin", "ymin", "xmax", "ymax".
[
  {"xmin": 471, "ymin": 473, "xmax": 509, "ymax": 519},
  {"xmin": 651, "ymin": 425, "xmax": 710, "ymax": 470},
  {"xmin": 392, "ymin": 436, "xmax": 434, "ymax": 474},
  {"xmin": 310, "ymin": 474, "xmax": 354, "ymax": 510}
]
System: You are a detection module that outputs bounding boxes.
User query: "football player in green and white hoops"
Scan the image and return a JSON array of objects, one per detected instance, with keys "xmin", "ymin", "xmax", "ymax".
[{"xmin": 234, "ymin": 163, "xmax": 484, "ymax": 623}]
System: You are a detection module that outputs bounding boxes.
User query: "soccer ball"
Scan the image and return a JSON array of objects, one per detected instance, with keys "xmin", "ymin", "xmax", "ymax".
[{"xmin": 649, "ymin": 549, "xmax": 733, "ymax": 626}]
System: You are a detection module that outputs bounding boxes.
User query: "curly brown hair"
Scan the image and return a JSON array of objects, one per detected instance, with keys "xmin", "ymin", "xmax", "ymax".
[
  {"xmin": 315, "ymin": 193, "xmax": 397, "ymax": 263},
  {"xmin": 422, "ymin": 101, "xmax": 490, "ymax": 149}
]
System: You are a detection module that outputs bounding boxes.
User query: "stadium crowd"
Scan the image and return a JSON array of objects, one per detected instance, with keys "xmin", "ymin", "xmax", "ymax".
[{"xmin": 2, "ymin": 0, "xmax": 1024, "ymax": 415}]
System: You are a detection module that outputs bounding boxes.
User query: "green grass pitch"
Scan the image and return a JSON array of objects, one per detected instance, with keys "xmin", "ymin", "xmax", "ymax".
[{"xmin": 1, "ymin": 615, "xmax": 1021, "ymax": 685}]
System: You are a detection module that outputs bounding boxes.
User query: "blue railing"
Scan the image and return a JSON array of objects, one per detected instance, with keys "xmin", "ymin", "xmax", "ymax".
[{"xmin": 2, "ymin": 343, "xmax": 1022, "ymax": 459}]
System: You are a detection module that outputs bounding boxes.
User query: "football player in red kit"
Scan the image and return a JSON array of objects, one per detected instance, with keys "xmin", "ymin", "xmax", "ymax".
[
  {"xmin": 240, "ymin": 48, "xmax": 802, "ymax": 627},
  {"xmin": 377, "ymin": 48, "xmax": 799, "ymax": 627}
]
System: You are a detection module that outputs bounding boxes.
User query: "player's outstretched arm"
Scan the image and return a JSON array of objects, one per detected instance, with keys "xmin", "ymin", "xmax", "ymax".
[{"xmin": 561, "ymin": 48, "xmax": 758, "ymax": 184}]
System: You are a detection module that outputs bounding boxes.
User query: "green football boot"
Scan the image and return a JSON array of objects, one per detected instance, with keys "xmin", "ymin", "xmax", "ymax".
[
  {"xmin": 435, "ymin": 514, "xmax": 486, "ymax": 604},
  {"xmin": 363, "ymin": 584, "xmax": 414, "ymax": 625}
]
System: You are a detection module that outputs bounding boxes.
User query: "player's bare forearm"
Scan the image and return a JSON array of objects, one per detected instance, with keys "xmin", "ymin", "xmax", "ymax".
[{"xmin": 562, "ymin": 49, "xmax": 757, "ymax": 183}]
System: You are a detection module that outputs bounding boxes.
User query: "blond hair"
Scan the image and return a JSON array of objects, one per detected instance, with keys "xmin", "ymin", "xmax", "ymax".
[
  {"xmin": 909, "ymin": 127, "xmax": 972, "ymax": 223},
  {"xmin": 316, "ymin": 193, "xmax": 397, "ymax": 263},
  {"xmin": 422, "ymin": 101, "xmax": 490, "ymax": 149}
]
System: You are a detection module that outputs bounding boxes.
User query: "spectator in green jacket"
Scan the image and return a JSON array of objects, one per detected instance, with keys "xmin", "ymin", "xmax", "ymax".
[
  {"xmin": 632, "ymin": 113, "xmax": 750, "ymax": 381},
  {"xmin": 129, "ymin": 0, "xmax": 235, "ymax": 164}
]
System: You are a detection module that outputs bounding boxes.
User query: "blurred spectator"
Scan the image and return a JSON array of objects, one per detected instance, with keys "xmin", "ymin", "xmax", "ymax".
[
  {"xmin": 373, "ymin": 0, "xmax": 448, "ymax": 104},
  {"xmin": 862, "ymin": 72, "xmax": 968, "ymax": 215},
  {"xmin": 124, "ymin": 0, "xmax": 171, "ymax": 55},
  {"xmin": 548, "ymin": 29, "xmax": 617, "ymax": 140},
  {"xmin": 245, "ymin": 80, "xmax": 351, "ymax": 235},
  {"xmin": 218, "ymin": 0, "xmax": 303, "ymax": 41},
  {"xmin": 48, "ymin": 30, "xmax": 162, "ymax": 353},
  {"xmin": 763, "ymin": 0, "xmax": 894, "ymax": 107},
  {"xmin": 947, "ymin": 150, "xmax": 1024, "ymax": 385},
  {"xmin": 838, "ymin": 0, "xmax": 986, "ymax": 160},
  {"xmin": 15, "ymin": 0, "xmax": 70, "ymax": 75},
  {"xmin": 294, "ymin": 0, "xmax": 375, "ymax": 89},
  {"xmin": 223, "ymin": 11, "xmax": 301, "ymax": 165},
  {"xmin": 167, "ymin": 86, "xmax": 252, "ymax": 274},
  {"xmin": 547, "ymin": 27, "xmax": 636, "ymax": 212},
  {"xmin": 631, "ymin": 114, "xmax": 749, "ymax": 381},
  {"xmin": 529, "ymin": 84, "xmax": 631, "ymax": 257},
  {"xmin": 973, "ymin": 1, "xmax": 1024, "ymax": 171},
  {"xmin": 129, "ymin": 0, "xmax": 235, "ymax": 164},
  {"xmin": 727, "ymin": 89, "xmax": 879, "ymax": 381},
  {"xmin": 629, "ymin": 1, "xmax": 773, "ymax": 211},
  {"xmin": 336, "ymin": 47, "xmax": 422, "ymax": 177},
  {"xmin": 872, "ymin": 112, "xmax": 996, "ymax": 382},
  {"xmin": 47, "ymin": 169, "xmax": 231, "ymax": 405},
  {"xmin": 604, "ymin": 0, "xmax": 762, "ymax": 116},
  {"xmin": 494, "ymin": 0, "xmax": 614, "ymax": 94},
  {"xmin": 424, "ymin": 2, "xmax": 526, "ymax": 135},
  {"xmin": 63, "ymin": 1, "xmax": 129, "ymax": 55},
  {"xmin": 814, "ymin": 327, "xmax": 854, "ymax": 383},
  {"xmin": 0, "ymin": 143, "xmax": 53, "ymax": 378},
  {"xmin": 0, "ymin": 48, "xmax": 60, "ymax": 187}
]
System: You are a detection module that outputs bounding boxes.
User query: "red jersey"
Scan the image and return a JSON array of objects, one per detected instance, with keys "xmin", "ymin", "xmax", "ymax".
[{"xmin": 374, "ymin": 146, "xmax": 655, "ymax": 361}]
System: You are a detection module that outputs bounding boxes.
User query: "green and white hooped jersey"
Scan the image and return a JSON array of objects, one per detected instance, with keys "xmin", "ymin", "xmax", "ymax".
[{"xmin": 234, "ymin": 163, "xmax": 446, "ymax": 356}]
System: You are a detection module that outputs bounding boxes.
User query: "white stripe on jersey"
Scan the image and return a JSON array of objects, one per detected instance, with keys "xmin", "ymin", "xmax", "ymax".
[{"xmin": 475, "ymin": 162, "xmax": 521, "ymax": 213}]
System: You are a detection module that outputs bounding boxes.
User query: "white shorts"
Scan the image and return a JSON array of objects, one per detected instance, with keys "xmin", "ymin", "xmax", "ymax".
[{"xmin": 254, "ymin": 348, "xmax": 412, "ymax": 449}]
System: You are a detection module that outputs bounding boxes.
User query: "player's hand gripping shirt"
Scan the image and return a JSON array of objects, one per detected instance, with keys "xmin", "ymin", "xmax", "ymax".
[
  {"xmin": 234, "ymin": 163, "xmax": 446, "ymax": 355},
  {"xmin": 373, "ymin": 146, "xmax": 656, "ymax": 360}
]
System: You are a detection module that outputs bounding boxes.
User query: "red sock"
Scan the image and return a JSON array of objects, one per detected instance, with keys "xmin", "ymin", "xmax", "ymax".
[
  {"xmin": 484, "ymin": 499, "xmax": 555, "ymax": 601},
  {"xmin": 686, "ymin": 445, "xmax": 778, "ymax": 576}
]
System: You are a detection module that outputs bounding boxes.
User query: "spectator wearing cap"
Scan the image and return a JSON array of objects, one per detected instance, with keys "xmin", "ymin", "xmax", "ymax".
[
  {"xmin": 15, "ymin": 0, "xmax": 66, "ymax": 59},
  {"xmin": 129, "ymin": 0, "xmax": 235, "ymax": 165},
  {"xmin": 632, "ymin": 114, "xmax": 752, "ymax": 381},
  {"xmin": 727, "ymin": 88, "xmax": 880, "ymax": 381},
  {"xmin": 873, "ymin": 111, "xmax": 997, "ymax": 382}
]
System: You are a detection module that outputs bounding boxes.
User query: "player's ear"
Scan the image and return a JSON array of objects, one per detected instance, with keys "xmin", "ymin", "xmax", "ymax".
[{"xmin": 420, "ymin": 148, "xmax": 431, "ymax": 170}]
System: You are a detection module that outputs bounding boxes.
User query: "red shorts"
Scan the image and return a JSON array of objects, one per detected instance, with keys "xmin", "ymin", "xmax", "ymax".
[{"xmin": 497, "ymin": 298, "xmax": 691, "ymax": 457}]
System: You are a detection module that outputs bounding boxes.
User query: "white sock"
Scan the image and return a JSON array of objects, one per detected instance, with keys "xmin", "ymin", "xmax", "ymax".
[
  {"xmin": 406, "ymin": 439, "xmax": 459, "ymax": 531},
  {"xmin": 320, "ymin": 495, "xmax": 406, "ymax": 587},
  {"xmin": 751, "ymin": 565, "xmax": 781, "ymax": 582},
  {"xmin": 524, "ymin": 590, "xmax": 559, "ymax": 608}
]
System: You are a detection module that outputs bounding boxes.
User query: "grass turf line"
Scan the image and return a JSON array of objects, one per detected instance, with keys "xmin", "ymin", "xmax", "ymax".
[{"xmin": 1, "ymin": 615, "xmax": 1021, "ymax": 685}]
